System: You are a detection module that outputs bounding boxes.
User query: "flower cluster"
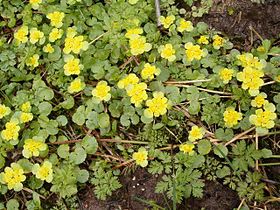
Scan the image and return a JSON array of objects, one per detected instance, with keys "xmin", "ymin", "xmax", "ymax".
[
  {"xmin": 46, "ymin": 11, "xmax": 65, "ymax": 28},
  {"xmin": 126, "ymin": 82, "xmax": 148, "ymax": 107},
  {"xmin": 249, "ymin": 103, "xmax": 277, "ymax": 133},
  {"xmin": 158, "ymin": 44, "xmax": 176, "ymax": 62},
  {"xmin": 144, "ymin": 92, "xmax": 169, "ymax": 118},
  {"xmin": 63, "ymin": 27, "xmax": 89, "ymax": 54},
  {"xmin": 185, "ymin": 42, "xmax": 207, "ymax": 62},
  {"xmin": 63, "ymin": 55, "xmax": 83, "ymax": 76},
  {"xmin": 22, "ymin": 138, "xmax": 47, "ymax": 158},
  {"xmin": 177, "ymin": 18, "xmax": 193, "ymax": 32},
  {"xmin": 179, "ymin": 142, "xmax": 195, "ymax": 155},
  {"xmin": 68, "ymin": 78, "xmax": 86, "ymax": 94},
  {"xmin": 189, "ymin": 126, "xmax": 205, "ymax": 142},
  {"xmin": 1, "ymin": 121, "xmax": 20, "ymax": 141},
  {"xmin": 20, "ymin": 101, "xmax": 33, "ymax": 123},
  {"xmin": 141, "ymin": 63, "xmax": 161, "ymax": 80},
  {"xmin": 159, "ymin": 15, "xmax": 175, "ymax": 29},
  {"xmin": 223, "ymin": 107, "xmax": 242, "ymax": 128},
  {"xmin": 29, "ymin": 0, "xmax": 42, "ymax": 10},
  {"xmin": 0, "ymin": 104, "xmax": 11, "ymax": 119},
  {"xmin": 92, "ymin": 81, "xmax": 111, "ymax": 102},
  {"xmin": 212, "ymin": 35, "xmax": 225, "ymax": 49},
  {"xmin": 251, "ymin": 93, "xmax": 268, "ymax": 108},
  {"xmin": 32, "ymin": 161, "xmax": 53, "ymax": 183},
  {"xmin": 219, "ymin": 68, "xmax": 234, "ymax": 84},
  {"xmin": 132, "ymin": 147, "xmax": 148, "ymax": 167}
]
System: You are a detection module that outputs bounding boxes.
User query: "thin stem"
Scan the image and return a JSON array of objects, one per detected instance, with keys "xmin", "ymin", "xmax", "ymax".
[
  {"xmin": 89, "ymin": 32, "xmax": 107, "ymax": 45},
  {"xmin": 225, "ymin": 127, "xmax": 255, "ymax": 146},
  {"xmin": 255, "ymin": 131, "xmax": 259, "ymax": 171},
  {"xmin": 164, "ymin": 79, "xmax": 211, "ymax": 84},
  {"xmin": 259, "ymin": 162, "xmax": 280, "ymax": 166},
  {"xmin": 155, "ymin": 0, "xmax": 161, "ymax": 27},
  {"xmin": 168, "ymin": 84, "xmax": 232, "ymax": 95}
]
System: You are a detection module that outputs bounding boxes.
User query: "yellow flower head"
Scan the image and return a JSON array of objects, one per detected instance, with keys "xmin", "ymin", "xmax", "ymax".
[
  {"xmin": 189, "ymin": 126, "xmax": 205, "ymax": 142},
  {"xmin": 66, "ymin": 27, "xmax": 77, "ymax": 38},
  {"xmin": 117, "ymin": 73, "xmax": 139, "ymax": 89},
  {"xmin": 144, "ymin": 92, "xmax": 169, "ymax": 118},
  {"xmin": 141, "ymin": 63, "xmax": 161, "ymax": 80},
  {"xmin": 129, "ymin": 36, "xmax": 152, "ymax": 55},
  {"xmin": 21, "ymin": 102, "xmax": 31, "ymax": 112},
  {"xmin": 159, "ymin": 15, "xmax": 175, "ymax": 29},
  {"xmin": 185, "ymin": 42, "xmax": 207, "ymax": 62},
  {"xmin": 197, "ymin": 35, "xmax": 209, "ymax": 45},
  {"xmin": 29, "ymin": 0, "xmax": 42, "ymax": 10},
  {"xmin": 177, "ymin": 19, "xmax": 193, "ymax": 33},
  {"xmin": 213, "ymin": 35, "xmax": 225, "ymax": 49},
  {"xmin": 219, "ymin": 68, "xmax": 234, "ymax": 84},
  {"xmin": 14, "ymin": 26, "xmax": 29, "ymax": 44},
  {"xmin": 46, "ymin": 11, "xmax": 65, "ymax": 28},
  {"xmin": 237, "ymin": 53, "xmax": 265, "ymax": 70},
  {"xmin": 223, "ymin": 107, "xmax": 242, "ymax": 128},
  {"xmin": 63, "ymin": 55, "xmax": 83, "ymax": 76},
  {"xmin": 20, "ymin": 112, "xmax": 33, "ymax": 123},
  {"xmin": 68, "ymin": 78, "xmax": 85, "ymax": 94},
  {"xmin": 43, "ymin": 43, "xmax": 54, "ymax": 53},
  {"xmin": 1, "ymin": 163, "xmax": 26, "ymax": 191},
  {"xmin": 251, "ymin": 93, "xmax": 268, "ymax": 108},
  {"xmin": 26, "ymin": 54, "xmax": 39, "ymax": 68},
  {"xmin": 49, "ymin": 28, "xmax": 63, "ymax": 42},
  {"xmin": 132, "ymin": 147, "xmax": 148, "ymax": 167},
  {"xmin": 158, "ymin": 43, "xmax": 176, "ymax": 62},
  {"xmin": 22, "ymin": 138, "xmax": 47, "ymax": 158},
  {"xmin": 63, "ymin": 35, "xmax": 89, "ymax": 54},
  {"xmin": 32, "ymin": 161, "xmax": 53, "ymax": 183},
  {"xmin": 29, "ymin": 28, "xmax": 44, "ymax": 44},
  {"xmin": 236, "ymin": 67, "xmax": 264, "ymax": 96},
  {"xmin": 1, "ymin": 121, "xmax": 20, "ymax": 141},
  {"xmin": 125, "ymin": 28, "xmax": 143, "ymax": 39},
  {"xmin": 126, "ymin": 83, "xmax": 148, "ymax": 107},
  {"xmin": 0, "ymin": 104, "xmax": 11, "ymax": 119},
  {"xmin": 92, "ymin": 81, "xmax": 111, "ymax": 102},
  {"xmin": 179, "ymin": 142, "xmax": 195, "ymax": 155}
]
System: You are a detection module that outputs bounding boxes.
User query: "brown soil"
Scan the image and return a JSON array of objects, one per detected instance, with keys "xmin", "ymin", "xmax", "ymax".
[
  {"xmin": 197, "ymin": 0, "xmax": 280, "ymax": 50},
  {"xmin": 78, "ymin": 169, "xmax": 240, "ymax": 210}
]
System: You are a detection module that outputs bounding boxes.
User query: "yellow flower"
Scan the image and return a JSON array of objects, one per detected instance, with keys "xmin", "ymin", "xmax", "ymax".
[
  {"xmin": 237, "ymin": 53, "xmax": 265, "ymax": 70},
  {"xmin": 132, "ymin": 147, "xmax": 148, "ymax": 167},
  {"xmin": 22, "ymin": 138, "xmax": 47, "ymax": 158},
  {"xmin": 257, "ymin": 46, "xmax": 266, "ymax": 53},
  {"xmin": 0, "ymin": 163, "xmax": 26, "ymax": 191},
  {"xmin": 63, "ymin": 55, "xmax": 83, "ymax": 76},
  {"xmin": 26, "ymin": 54, "xmax": 39, "ymax": 68},
  {"xmin": 32, "ymin": 161, "xmax": 53, "ymax": 183},
  {"xmin": 141, "ymin": 63, "xmax": 161, "ymax": 80},
  {"xmin": 236, "ymin": 67, "xmax": 264, "ymax": 96},
  {"xmin": 63, "ymin": 35, "xmax": 89, "ymax": 54},
  {"xmin": 43, "ymin": 43, "xmax": 54, "ymax": 53},
  {"xmin": 20, "ymin": 112, "xmax": 33, "ymax": 123},
  {"xmin": 92, "ymin": 81, "xmax": 111, "ymax": 102},
  {"xmin": 275, "ymin": 75, "xmax": 280, "ymax": 82},
  {"xmin": 125, "ymin": 28, "xmax": 143, "ymax": 39},
  {"xmin": 144, "ymin": 92, "xmax": 169, "ymax": 118},
  {"xmin": 49, "ymin": 28, "xmax": 63, "ymax": 42},
  {"xmin": 126, "ymin": 83, "xmax": 148, "ymax": 107},
  {"xmin": 159, "ymin": 15, "xmax": 175, "ymax": 29},
  {"xmin": 1, "ymin": 121, "xmax": 20, "ymax": 141},
  {"xmin": 14, "ymin": 26, "xmax": 28, "ymax": 44},
  {"xmin": 197, "ymin": 35, "xmax": 209, "ymax": 45},
  {"xmin": 21, "ymin": 102, "xmax": 31, "ymax": 112},
  {"xmin": 117, "ymin": 74, "xmax": 139, "ymax": 89},
  {"xmin": 223, "ymin": 107, "xmax": 242, "ymax": 128},
  {"xmin": 29, "ymin": 0, "xmax": 42, "ymax": 10},
  {"xmin": 189, "ymin": 126, "xmax": 205, "ymax": 142},
  {"xmin": 46, "ymin": 11, "xmax": 65, "ymax": 28},
  {"xmin": 249, "ymin": 103, "xmax": 277, "ymax": 131},
  {"xmin": 129, "ymin": 36, "xmax": 152, "ymax": 55},
  {"xmin": 29, "ymin": 28, "xmax": 44, "ymax": 44},
  {"xmin": 0, "ymin": 104, "xmax": 11, "ymax": 119},
  {"xmin": 179, "ymin": 142, "xmax": 195, "ymax": 155},
  {"xmin": 185, "ymin": 42, "xmax": 207, "ymax": 62},
  {"xmin": 158, "ymin": 43, "xmax": 176, "ymax": 62},
  {"xmin": 213, "ymin": 35, "xmax": 225, "ymax": 49},
  {"xmin": 68, "ymin": 78, "xmax": 85, "ymax": 94},
  {"xmin": 66, "ymin": 27, "xmax": 77, "ymax": 38},
  {"xmin": 177, "ymin": 19, "xmax": 193, "ymax": 33},
  {"xmin": 219, "ymin": 68, "xmax": 234, "ymax": 84},
  {"xmin": 251, "ymin": 93, "xmax": 268, "ymax": 108}
]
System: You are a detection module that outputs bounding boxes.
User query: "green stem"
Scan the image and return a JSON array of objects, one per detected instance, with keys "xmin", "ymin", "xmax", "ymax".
[
  {"xmin": 259, "ymin": 162, "xmax": 280, "ymax": 166},
  {"xmin": 269, "ymin": 155, "xmax": 280, "ymax": 158}
]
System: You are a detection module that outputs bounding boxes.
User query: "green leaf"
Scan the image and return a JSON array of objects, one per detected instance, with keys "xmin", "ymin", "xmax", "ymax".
[
  {"xmin": 82, "ymin": 135, "xmax": 98, "ymax": 154},
  {"xmin": 6, "ymin": 199, "xmax": 19, "ymax": 210},
  {"xmin": 38, "ymin": 101, "xmax": 52, "ymax": 116},
  {"xmin": 216, "ymin": 166, "xmax": 231, "ymax": 178},
  {"xmin": 214, "ymin": 144, "xmax": 228, "ymax": 158},
  {"xmin": 76, "ymin": 169, "xmax": 89, "ymax": 183},
  {"xmin": 57, "ymin": 145, "xmax": 70, "ymax": 159},
  {"xmin": 72, "ymin": 106, "xmax": 86, "ymax": 126},
  {"xmin": 56, "ymin": 115, "xmax": 68, "ymax": 126},
  {"xmin": 197, "ymin": 140, "xmax": 211, "ymax": 155},
  {"xmin": 48, "ymin": 45, "xmax": 61, "ymax": 61},
  {"xmin": 69, "ymin": 147, "xmax": 87, "ymax": 165},
  {"xmin": 98, "ymin": 113, "xmax": 110, "ymax": 128}
]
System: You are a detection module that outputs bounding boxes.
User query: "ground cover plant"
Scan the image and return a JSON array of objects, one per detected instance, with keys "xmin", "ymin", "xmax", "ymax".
[{"xmin": 0, "ymin": 0, "xmax": 280, "ymax": 209}]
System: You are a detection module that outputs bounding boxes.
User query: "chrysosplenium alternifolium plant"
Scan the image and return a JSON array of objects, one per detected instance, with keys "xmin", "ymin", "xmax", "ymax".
[{"xmin": 0, "ymin": 0, "xmax": 279, "ymax": 207}]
